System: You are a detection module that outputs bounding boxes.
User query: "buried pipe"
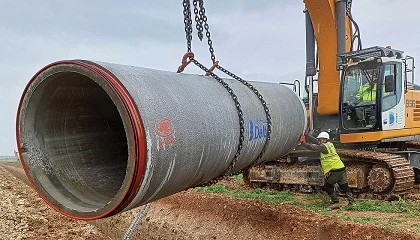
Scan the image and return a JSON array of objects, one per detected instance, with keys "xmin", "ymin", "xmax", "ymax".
[{"xmin": 16, "ymin": 60, "xmax": 306, "ymax": 220}]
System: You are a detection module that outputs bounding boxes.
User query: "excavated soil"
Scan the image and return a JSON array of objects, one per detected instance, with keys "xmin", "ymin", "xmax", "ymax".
[
  {"xmin": 0, "ymin": 164, "xmax": 109, "ymax": 240},
  {"xmin": 0, "ymin": 162, "xmax": 419, "ymax": 240}
]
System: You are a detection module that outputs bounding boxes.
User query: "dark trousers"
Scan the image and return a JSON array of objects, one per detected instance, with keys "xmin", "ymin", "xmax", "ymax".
[{"xmin": 324, "ymin": 168, "xmax": 353, "ymax": 203}]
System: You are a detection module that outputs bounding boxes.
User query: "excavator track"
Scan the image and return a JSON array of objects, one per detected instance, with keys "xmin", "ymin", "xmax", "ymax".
[
  {"xmin": 244, "ymin": 148, "xmax": 416, "ymax": 200},
  {"xmin": 391, "ymin": 140, "xmax": 420, "ymax": 149},
  {"xmin": 337, "ymin": 149, "xmax": 415, "ymax": 196}
]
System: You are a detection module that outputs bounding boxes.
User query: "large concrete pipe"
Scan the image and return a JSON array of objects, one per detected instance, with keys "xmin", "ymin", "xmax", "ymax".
[{"xmin": 16, "ymin": 60, "xmax": 306, "ymax": 220}]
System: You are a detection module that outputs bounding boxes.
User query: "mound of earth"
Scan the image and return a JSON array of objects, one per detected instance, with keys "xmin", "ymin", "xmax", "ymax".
[{"xmin": 1, "ymin": 164, "xmax": 419, "ymax": 240}]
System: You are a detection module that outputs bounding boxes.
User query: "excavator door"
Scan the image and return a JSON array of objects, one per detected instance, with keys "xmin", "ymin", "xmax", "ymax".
[{"xmin": 380, "ymin": 62, "xmax": 405, "ymax": 130}]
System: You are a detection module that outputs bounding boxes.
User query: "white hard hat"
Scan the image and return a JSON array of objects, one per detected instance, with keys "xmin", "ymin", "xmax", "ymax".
[{"xmin": 316, "ymin": 132, "xmax": 329, "ymax": 140}]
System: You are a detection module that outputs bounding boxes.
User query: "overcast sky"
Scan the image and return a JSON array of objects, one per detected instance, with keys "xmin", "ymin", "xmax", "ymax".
[{"xmin": 1, "ymin": 0, "xmax": 419, "ymax": 155}]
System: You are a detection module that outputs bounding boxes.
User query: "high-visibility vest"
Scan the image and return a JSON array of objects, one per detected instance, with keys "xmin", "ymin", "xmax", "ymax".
[
  {"xmin": 356, "ymin": 83, "xmax": 377, "ymax": 102},
  {"xmin": 319, "ymin": 142, "xmax": 345, "ymax": 174}
]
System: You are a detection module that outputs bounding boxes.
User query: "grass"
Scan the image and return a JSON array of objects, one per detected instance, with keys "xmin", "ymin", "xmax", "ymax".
[
  {"xmin": 195, "ymin": 184, "xmax": 420, "ymax": 217},
  {"xmin": 299, "ymin": 193, "xmax": 334, "ymax": 213},
  {"xmin": 196, "ymin": 184, "xmax": 228, "ymax": 194},
  {"xmin": 196, "ymin": 184, "xmax": 295, "ymax": 204},
  {"xmin": 196, "ymin": 184, "xmax": 333, "ymax": 213},
  {"xmin": 228, "ymin": 173, "xmax": 243, "ymax": 180},
  {"xmin": 384, "ymin": 218, "xmax": 404, "ymax": 230},
  {"xmin": 231, "ymin": 188, "xmax": 294, "ymax": 203},
  {"xmin": 339, "ymin": 215, "xmax": 378, "ymax": 224},
  {"xmin": 347, "ymin": 197, "xmax": 420, "ymax": 217},
  {"xmin": 299, "ymin": 201, "xmax": 333, "ymax": 213},
  {"xmin": 411, "ymin": 223, "xmax": 420, "ymax": 232},
  {"xmin": 195, "ymin": 181, "xmax": 420, "ymax": 235}
]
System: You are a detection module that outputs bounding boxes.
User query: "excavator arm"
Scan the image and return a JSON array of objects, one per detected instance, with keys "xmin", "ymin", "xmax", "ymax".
[{"xmin": 305, "ymin": 0, "xmax": 353, "ymax": 115}]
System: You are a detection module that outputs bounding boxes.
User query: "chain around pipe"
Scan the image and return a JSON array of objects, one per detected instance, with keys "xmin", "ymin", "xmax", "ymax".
[
  {"xmin": 181, "ymin": 0, "xmax": 272, "ymax": 165},
  {"xmin": 190, "ymin": 58, "xmax": 245, "ymax": 176}
]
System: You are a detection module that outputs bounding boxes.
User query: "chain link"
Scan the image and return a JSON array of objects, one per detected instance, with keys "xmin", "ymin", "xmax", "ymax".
[
  {"xmin": 346, "ymin": 0, "xmax": 352, "ymax": 13},
  {"xmin": 180, "ymin": 0, "xmax": 272, "ymax": 183},
  {"xmin": 193, "ymin": 0, "xmax": 204, "ymax": 41},
  {"xmin": 216, "ymin": 65, "xmax": 272, "ymax": 164},
  {"xmin": 198, "ymin": 2, "xmax": 216, "ymax": 63},
  {"xmin": 182, "ymin": 0, "xmax": 193, "ymax": 52},
  {"xmin": 195, "ymin": 0, "xmax": 272, "ymax": 164},
  {"xmin": 190, "ymin": 58, "xmax": 245, "ymax": 176}
]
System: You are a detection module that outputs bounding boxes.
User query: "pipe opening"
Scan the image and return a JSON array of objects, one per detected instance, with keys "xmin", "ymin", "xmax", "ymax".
[{"xmin": 21, "ymin": 70, "xmax": 128, "ymax": 213}]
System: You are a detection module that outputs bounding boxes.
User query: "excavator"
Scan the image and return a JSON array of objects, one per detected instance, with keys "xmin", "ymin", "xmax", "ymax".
[
  {"xmin": 244, "ymin": 0, "xmax": 419, "ymax": 198},
  {"xmin": 12, "ymin": 0, "xmax": 418, "ymax": 222}
]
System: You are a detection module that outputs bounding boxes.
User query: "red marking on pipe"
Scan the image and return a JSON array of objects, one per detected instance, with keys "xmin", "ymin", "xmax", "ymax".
[
  {"xmin": 158, "ymin": 139, "xmax": 176, "ymax": 148},
  {"xmin": 155, "ymin": 118, "xmax": 175, "ymax": 138},
  {"xmin": 155, "ymin": 118, "xmax": 176, "ymax": 148},
  {"xmin": 16, "ymin": 60, "xmax": 147, "ymax": 220}
]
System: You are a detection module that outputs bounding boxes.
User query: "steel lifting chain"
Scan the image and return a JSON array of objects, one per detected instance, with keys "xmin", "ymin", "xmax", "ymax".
[
  {"xmin": 194, "ymin": 0, "xmax": 216, "ymax": 63},
  {"xmin": 122, "ymin": 203, "xmax": 151, "ymax": 240},
  {"xmin": 180, "ymin": 0, "xmax": 244, "ymax": 177},
  {"xmin": 193, "ymin": 0, "xmax": 204, "ymax": 41},
  {"xmin": 180, "ymin": 0, "xmax": 272, "ymax": 179},
  {"xmin": 190, "ymin": 58, "xmax": 245, "ymax": 176},
  {"xmin": 182, "ymin": 0, "xmax": 193, "ymax": 52},
  {"xmin": 197, "ymin": 0, "xmax": 272, "ymax": 163},
  {"xmin": 346, "ymin": 0, "xmax": 352, "ymax": 13},
  {"xmin": 215, "ymin": 66, "xmax": 272, "ymax": 164}
]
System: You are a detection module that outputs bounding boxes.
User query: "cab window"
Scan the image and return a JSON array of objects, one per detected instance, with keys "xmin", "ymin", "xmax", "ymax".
[{"xmin": 382, "ymin": 63, "xmax": 402, "ymax": 111}]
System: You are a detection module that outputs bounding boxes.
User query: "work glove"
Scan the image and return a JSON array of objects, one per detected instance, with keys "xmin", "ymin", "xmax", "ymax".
[{"xmin": 299, "ymin": 134, "xmax": 306, "ymax": 144}]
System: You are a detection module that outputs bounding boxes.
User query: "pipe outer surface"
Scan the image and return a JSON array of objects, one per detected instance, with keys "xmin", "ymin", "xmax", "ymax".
[{"xmin": 16, "ymin": 60, "xmax": 306, "ymax": 219}]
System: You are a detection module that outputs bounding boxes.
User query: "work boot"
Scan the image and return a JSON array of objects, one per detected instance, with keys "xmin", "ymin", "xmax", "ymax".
[
  {"xmin": 329, "ymin": 202, "xmax": 341, "ymax": 210},
  {"xmin": 327, "ymin": 193, "xmax": 340, "ymax": 209},
  {"xmin": 330, "ymin": 193, "xmax": 339, "ymax": 204},
  {"xmin": 346, "ymin": 191, "xmax": 354, "ymax": 206}
]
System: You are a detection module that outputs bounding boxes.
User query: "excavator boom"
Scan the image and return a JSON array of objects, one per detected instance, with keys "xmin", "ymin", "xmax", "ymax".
[{"xmin": 305, "ymin": 0, "xmax": 352, "ymax": 115}]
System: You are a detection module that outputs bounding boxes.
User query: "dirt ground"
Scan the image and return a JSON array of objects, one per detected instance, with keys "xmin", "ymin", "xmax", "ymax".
[
  {"xmin": 0, "ymin": 162, "xmax": 419, "ymax": 240},
  {"xmin": 0, "ymin": 164, "xmax": 110, "ymax": 240}
]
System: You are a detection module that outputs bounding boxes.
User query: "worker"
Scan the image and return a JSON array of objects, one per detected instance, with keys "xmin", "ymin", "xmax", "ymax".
[
  {"xmin": 355, "ymin": 81, "xmax": 377, "ymax": 102},
  {"xmin": 354, "ymin": 81, "xmax": 377, "ymax": 123},
  {"xmin": 299, "ymin": 132, "xmax": 354, "ymax": 207}
]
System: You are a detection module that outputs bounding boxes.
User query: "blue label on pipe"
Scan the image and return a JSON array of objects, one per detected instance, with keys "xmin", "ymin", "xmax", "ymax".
[{"xmin": 249, "ymin": 119, "xmax": 267, "ymax": 141}]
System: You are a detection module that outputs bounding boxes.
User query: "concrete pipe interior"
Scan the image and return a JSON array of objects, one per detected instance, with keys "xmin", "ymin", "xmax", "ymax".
[{"xmin": 20, "ymin": 70, "xmax": 130, "ymax": 217}]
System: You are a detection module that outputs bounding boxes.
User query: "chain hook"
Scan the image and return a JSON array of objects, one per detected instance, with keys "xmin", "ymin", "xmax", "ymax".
[
  {"xmin": 177, "ymin": 52, "xmax": 195, "ymax": 73},
  {"xmin": 205, "ymin": 60, "xmax": 219, "ymax": 76}
]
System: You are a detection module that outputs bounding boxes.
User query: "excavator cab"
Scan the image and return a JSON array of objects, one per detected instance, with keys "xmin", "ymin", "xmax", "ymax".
[{"xmin": 339, "ymin": 46, "xmax": 405, "ymax": 135}]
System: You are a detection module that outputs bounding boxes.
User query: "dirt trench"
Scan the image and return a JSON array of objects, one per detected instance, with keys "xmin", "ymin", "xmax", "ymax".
[{"xmin": 0, "ymin": 163, "xmax": 419, "ymax": 240}]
